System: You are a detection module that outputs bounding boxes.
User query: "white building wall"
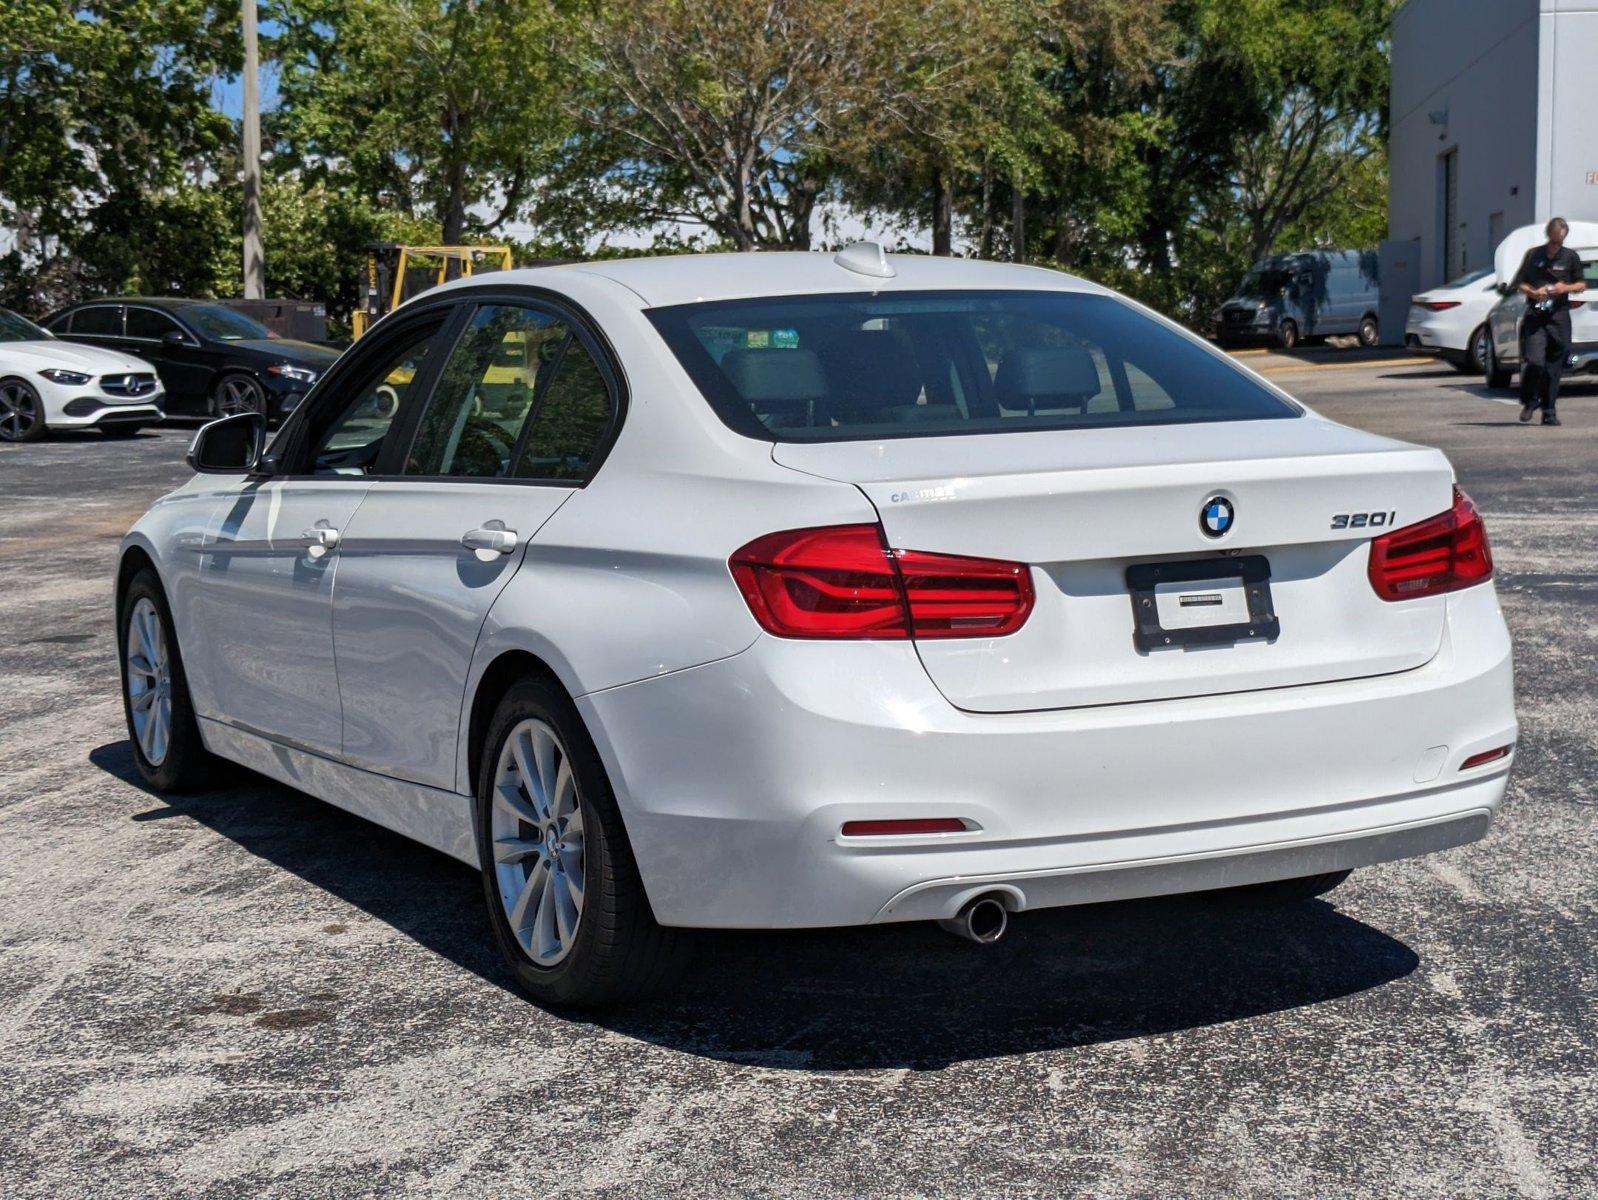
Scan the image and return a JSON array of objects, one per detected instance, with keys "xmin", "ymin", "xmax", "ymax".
[
  {"xmin": 1538, "ymin": 1, "xmax": 1598, "ymax": 221},
  {"xmin": 1390, "ymin": 0, "xmax": 1539, "ymax": 290}
]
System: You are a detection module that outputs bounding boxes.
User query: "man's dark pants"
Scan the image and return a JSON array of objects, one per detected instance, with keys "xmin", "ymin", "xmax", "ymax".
[{"xmin": 1520, "ymin": 311, "xmax": 1570, "ymax": 417}]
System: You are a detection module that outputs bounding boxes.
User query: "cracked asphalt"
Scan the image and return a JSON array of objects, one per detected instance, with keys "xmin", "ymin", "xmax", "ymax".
[{"xmin": 0, "ymin": 353, "xmax": 1593, "ymax": 1198}]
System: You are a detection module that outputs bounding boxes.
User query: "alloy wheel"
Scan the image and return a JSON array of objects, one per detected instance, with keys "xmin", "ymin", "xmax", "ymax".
[
  {"xmin": 216, "ymin": 376, "xmax": 263, "ymax": 417},
  {"xmin": 125, "ymin": 597, "xmax": 173, "ymax": 766},
  {"xmin": 490, "ymin": 718, "xmax": 586, "ymax": 966},
  {"xmin": 1473, "ymin": 328, "xmax": 1490, "ymax": 372},
  {"xmin": 0, "ymin": 381, "xmax": 38, "ymax": 441}
]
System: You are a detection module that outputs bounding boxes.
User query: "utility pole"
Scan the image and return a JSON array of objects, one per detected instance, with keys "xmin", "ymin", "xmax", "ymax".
[
  {"xmin": 241, "ymin": 0, "xmax": 265, "ymax": 299},
  {"xmin": 1012, "ymin": 184, "xmax": 1026, "ymax": 265}
]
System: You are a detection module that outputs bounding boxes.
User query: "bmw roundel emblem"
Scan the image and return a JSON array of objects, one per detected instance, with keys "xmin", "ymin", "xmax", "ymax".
[{"xmin": 1201, "ymin": 495, "xmax": 1234, "ymax": 538}]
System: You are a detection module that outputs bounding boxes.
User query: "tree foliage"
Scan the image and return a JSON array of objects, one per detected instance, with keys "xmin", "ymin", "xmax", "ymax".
[
  {"xmin": 0, "ymin": 1, "xmax": 239, "ymax": 310},
  {"xmin": 558, "ymin": 0, "xmax": 895, "ymax": 251},
  {"xmin": 271, "ymin": 0, "xmax": 572, "ymax": 242},
  {"xmin": 0, "ymin": 0, "xmax": 1392, "ymax": 331}
]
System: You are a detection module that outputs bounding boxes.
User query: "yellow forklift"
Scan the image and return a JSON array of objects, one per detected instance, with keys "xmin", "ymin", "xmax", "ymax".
[{"xmin": 351, "ymin": 243, "xmax": 514, "ymax": 339}]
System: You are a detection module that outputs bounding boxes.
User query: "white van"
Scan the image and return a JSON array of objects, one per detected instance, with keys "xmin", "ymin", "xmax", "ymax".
[{"xmin": 1216, "ymin": 250, "xmax": 1381, "ymax": 350}]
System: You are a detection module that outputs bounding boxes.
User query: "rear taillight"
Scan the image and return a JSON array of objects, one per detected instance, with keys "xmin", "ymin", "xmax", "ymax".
[
  {"xmin": 1569, "ymin": 299, "xmax": 1586, "ymax": 309},
  {"xmin": 729, "ymin": 524, "xmax": 1034, "ymax": 639},
  {"xmin": 1418, "ymin": 300, "xmax": 1461, "ymax": 311},
  {"xmin": 1368, "ymin": 487, "xmax": 1493, "ymax": 601}
]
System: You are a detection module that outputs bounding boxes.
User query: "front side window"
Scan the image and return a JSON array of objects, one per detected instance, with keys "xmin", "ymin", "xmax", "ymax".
[
  {"xmin": 185, "ymin": 305, "xmax": 272, "ymax": 341},
  {"xmin": 311, "ymin": 328, "xmax": 438, "ymax": 475},
  {"xmin": 647, "ymin": 290, "xmax": 1298, "ymax": 442},
  {"xmin": 405, "ymin": 303, "xmax": 615, "ymax": 481},
  {"xmin": 126, "ymin": 308, "xmax": 184, "ymax": 341}
]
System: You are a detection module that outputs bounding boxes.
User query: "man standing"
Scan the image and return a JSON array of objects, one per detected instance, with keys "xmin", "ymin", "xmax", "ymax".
[{"xmin": 1511, "ymin": 217, "xmax": 1586, "ymax": 426}]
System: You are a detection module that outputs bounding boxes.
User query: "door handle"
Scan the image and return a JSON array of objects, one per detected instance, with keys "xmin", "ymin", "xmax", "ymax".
[
  {"xmin": 461, "ymin": 525, "xmax": 519, "ymax": 555},
  {"xmin": 302, "ymin": 526, "xmax": 341, "ymax": 549}
]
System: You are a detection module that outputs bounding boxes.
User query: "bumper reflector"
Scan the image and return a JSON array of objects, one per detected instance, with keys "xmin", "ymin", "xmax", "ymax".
[
  {"xmin": 1460, "ymin": 745, "xmax": 1511, "ymax": 770},
  {"xmin": 840, "ymin": 818, "xmax": 968, "ymax": 837}
]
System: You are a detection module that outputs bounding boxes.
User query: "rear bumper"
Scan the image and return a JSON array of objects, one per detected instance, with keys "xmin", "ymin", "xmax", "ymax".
[
  {"xmin": 1404, "ymin": 321, "xmax": 1464, "ymax": 354},
  {"xmin": 876, "ymin": 805, "xmax": 1493, "ymax": 923},
  {"xmin": 580, "ymin": 585, "xmax": 1515, "ymax": 929},
  {"xmin": 1404, "ymin": 333, "xmax": 1460, "ymax": 359}
]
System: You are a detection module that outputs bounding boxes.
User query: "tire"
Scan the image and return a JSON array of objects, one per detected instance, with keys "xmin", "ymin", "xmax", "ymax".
[
  {"xmin": 1358, "ymin": 315, "xmax": 1380, "ymax": 347},
  {"xmin": 476, "ymin": 677, "xmax": 684, "ymax": 1007},
  {"xmin": 1484, "ymin": 337, "xmax": 1514, "ymax": 389},
  {"xmin": 211, "ymin": 372, "xmax": 266, "ymax": 418},
  {"xmin": 1213, "ymin": 869, "xmax": 1353, "ymax": 906},
  {"xmin": 1276, "ymin": 320, "xmax": 1299, "ymax": 351},
  {"xmin": 118, "ymin": 568, "xmax": 218, "ymax": 792},
  {"xmin": 1461, "ymin": 324, "xmax": 1490, "ymax": 375},
  {"xmin": 0, "ymin": 377, "xmax": 46, "ymax": 442}
]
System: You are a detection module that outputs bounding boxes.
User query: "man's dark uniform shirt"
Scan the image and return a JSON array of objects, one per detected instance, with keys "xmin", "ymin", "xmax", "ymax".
[{"xmin": 1512, "ymin": 243, "xmax": 1585, "ymax": 315}]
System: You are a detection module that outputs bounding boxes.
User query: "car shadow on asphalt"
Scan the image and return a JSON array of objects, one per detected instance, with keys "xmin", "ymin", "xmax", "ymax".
[
  {"xmin": 92, "ymin": 739, "xmax": 1419, "ymax": 1072},
  {"xmin": 31, "ymin": 429, "xmax": 165, "ymax": 443}
]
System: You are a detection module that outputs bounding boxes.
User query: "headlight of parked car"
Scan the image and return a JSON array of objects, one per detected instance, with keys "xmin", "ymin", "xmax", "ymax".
[
  {"xmin": 266, "ymin": 363, "xmax": 319, "ymax": 385},
  {"xmin": 39, "ymin": 368, "xmax": 93, "ymax": 385}
]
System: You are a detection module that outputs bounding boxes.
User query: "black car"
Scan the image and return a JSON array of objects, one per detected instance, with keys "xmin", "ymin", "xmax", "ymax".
[{"xmin": 43, "ymin": 298, "xmax": 340, "ymax": 423}]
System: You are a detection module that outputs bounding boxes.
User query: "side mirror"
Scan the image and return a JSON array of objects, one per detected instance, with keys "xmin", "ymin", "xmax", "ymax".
[
  {"xmin": 188, "ymin": 413, "xmax": 266, "ymax": 474},
  {"xmin": 162, "ymin": 330, "xmax": 190, "ymax": 348}
]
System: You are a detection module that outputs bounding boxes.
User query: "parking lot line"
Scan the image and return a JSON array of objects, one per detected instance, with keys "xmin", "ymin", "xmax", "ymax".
[{"xmin": 1254, "ymin": 357, "xmax": 1419, "ymax": 376}]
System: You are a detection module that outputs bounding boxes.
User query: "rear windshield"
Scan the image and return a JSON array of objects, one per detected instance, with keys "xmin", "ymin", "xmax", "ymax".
[
  {"xmin": 1441, "ymin": 267, "xmax": 1493, "ymax": 289},
  {"xmin": 647, "ymin": 290, "xmax": 1299, "ymax": 442}
]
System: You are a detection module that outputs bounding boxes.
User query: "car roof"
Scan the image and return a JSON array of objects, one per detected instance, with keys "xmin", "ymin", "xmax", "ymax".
[
  {"xmin": 59, "ymin": 296, "xmax": 225, "ymax": 312},
  {"xmin": 449, "ymin": 251, "xmax": 1107, "ymax": 309}
]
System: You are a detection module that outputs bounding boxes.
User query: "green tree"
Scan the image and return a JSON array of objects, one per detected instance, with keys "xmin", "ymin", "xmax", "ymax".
[
  {"xmin": 0, "ymin": 1, "xmax": 239, "ymax": 311},
  {"xmin": 260, "ymin": 176, "xmax": 439, "ymax": 332},
  {"xmin": 1024, "ymin": 0, "xmax": 1389, "ymax": 326},
  {"xmin": 559, "ymin": 0, "xmax": 897, "ymax": 251},
  {"xmin": 271, "ymin": 0, "xmax": 573, "ymax": 244},
  {"xmin": 828, "ymin": 0, "xmax": 1064, "ymax": 258}
]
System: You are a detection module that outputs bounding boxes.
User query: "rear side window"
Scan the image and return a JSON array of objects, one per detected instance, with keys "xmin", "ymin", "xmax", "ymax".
[
  {"xmin": 513, "ymin": 338, "xmax": 612, "ymax": 481},
  {"xmin": 71, "ymin": 306, "xmax": 122, "ymax": 336},
  {"xmin": 405, "ymin": 303, "xmax": 615, "ymax": 482},
  {"xmin": 647, "ymin": 290, "xmax": 1299, "ymax": 442}
]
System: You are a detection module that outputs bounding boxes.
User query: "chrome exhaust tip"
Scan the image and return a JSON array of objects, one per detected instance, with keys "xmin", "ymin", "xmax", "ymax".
[{"xmin": 939, "ymin": 894, "xmax": 1009, "ymax": 944}]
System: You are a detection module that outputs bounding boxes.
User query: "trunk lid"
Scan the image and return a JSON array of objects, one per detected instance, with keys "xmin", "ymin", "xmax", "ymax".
[{"xmin": 773, "ymin": 417, "xmax": 1455, "ymax": 712}]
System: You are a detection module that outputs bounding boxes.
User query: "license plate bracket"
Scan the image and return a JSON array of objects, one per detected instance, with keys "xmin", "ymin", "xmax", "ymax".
[{"xmin": 1126, "ymin": 555, "xmax": 1280, "ymax": 653}]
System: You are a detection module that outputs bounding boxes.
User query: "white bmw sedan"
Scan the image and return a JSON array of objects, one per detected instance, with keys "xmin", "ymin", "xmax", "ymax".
[
  {"xmin": 0, "ymin": 307, "xmax": 165, "ymax": 441},
  {"xmin": 117, "ymin": 247, "xmax": 1515, "ymax": 1005}
]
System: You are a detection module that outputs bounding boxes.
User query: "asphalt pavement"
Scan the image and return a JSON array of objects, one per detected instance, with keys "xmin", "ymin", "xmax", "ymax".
[{"xmin": 0, "ymin": 352, "xmax": 1593, "ymax": 1198}]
